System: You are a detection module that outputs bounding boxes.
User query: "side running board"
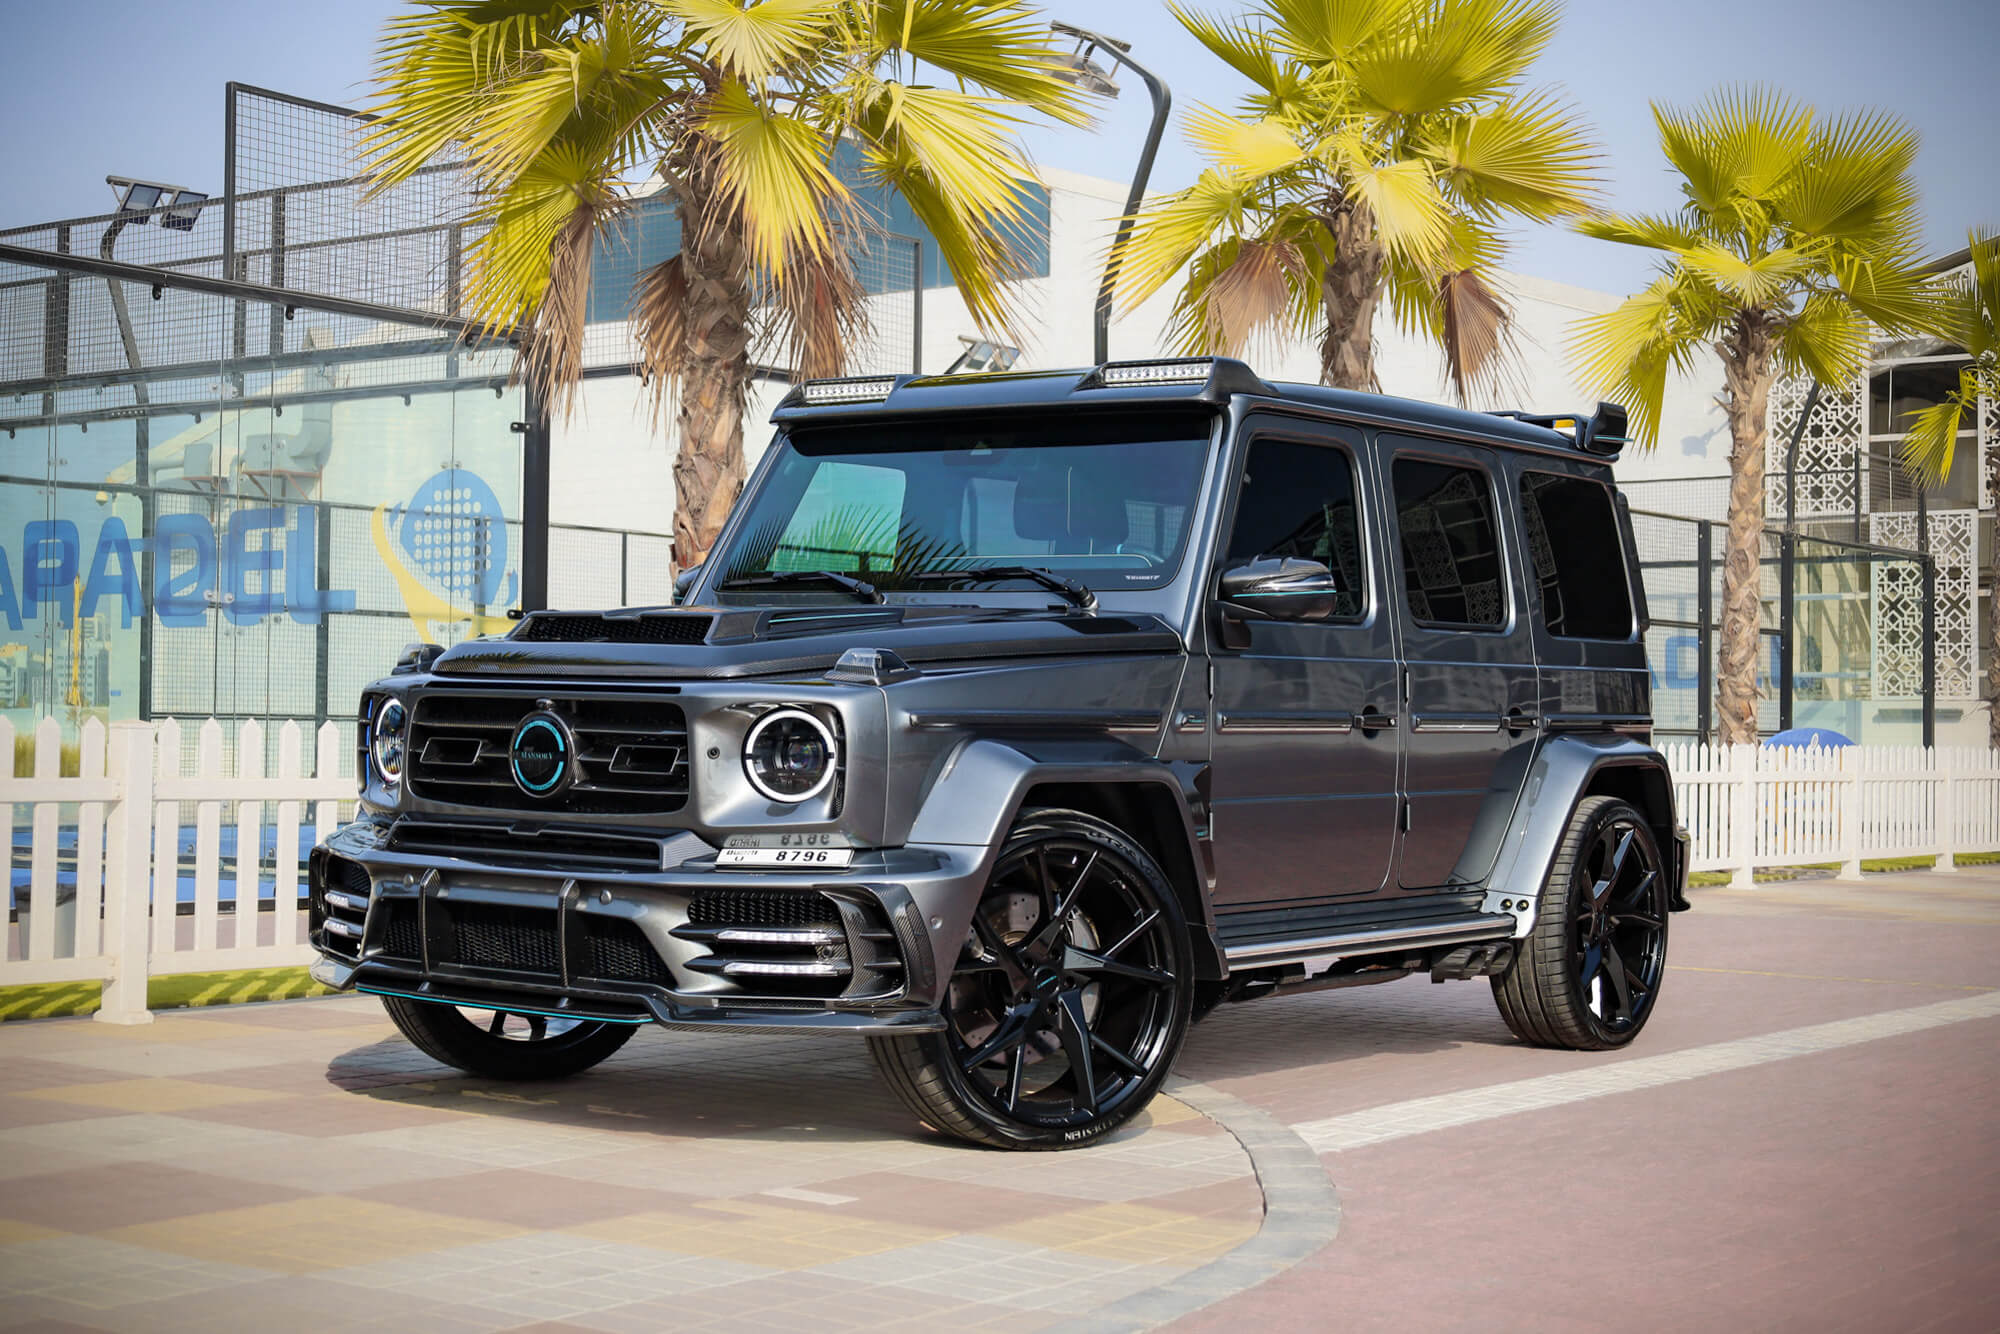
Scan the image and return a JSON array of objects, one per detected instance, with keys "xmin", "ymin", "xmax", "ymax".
[{"xmin": 1221, "ymin": 913, "xmax": 1515, "ymax": 971}]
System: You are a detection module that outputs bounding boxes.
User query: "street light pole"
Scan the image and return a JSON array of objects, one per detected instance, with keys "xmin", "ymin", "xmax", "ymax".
[{"xmin": 1051, "ymin": 24, "xmax": 1171, "ymax": 365}]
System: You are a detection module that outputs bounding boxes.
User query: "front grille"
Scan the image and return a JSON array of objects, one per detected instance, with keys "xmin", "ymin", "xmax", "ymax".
[
  {"xmin": 581, "ymin": 918, "xmax": 675, "ymax": 985},
  {"xmin": 379, "ymin": 900, "xmax": 423, "ymax": 961},
  {"xmin": 687, "ymin": 891, "xmax": 842, "ymax": 930},
  {"xmin": 387, "ymin": 818, "xmax": 664, "ymax": 872},
  {"xmin": 516, "ymin": 613, "xmax": 712, "ymax": 644},
  {"xmin": 451, "ymin": 903, "xmax": 561, "ymax": 975},
  {"xmin": 407, "ymin": 690, "xmax": 689, "ymax": 815}
]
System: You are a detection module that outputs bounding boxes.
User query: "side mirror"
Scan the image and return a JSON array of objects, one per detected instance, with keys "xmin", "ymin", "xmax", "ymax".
[
  {"xmin": 673, "ymin": 564, "xmax": 703, "ymax": 605},
  {"xmin": 1217, "ymin": 557, "xmax": 1338, "ymax": 622}
]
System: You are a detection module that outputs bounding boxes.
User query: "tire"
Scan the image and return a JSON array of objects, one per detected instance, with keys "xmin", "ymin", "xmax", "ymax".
[
  {"xmin": 1492, "ymin": 796, "xmax": 1670, "ymax": 1051},
  {"xmin": 870, "ymin": 808, "xmax": 1194, "ymax": 1149},
  {"xmin": 381, "ymin": 995, "xmax": 636, "ymax": 1080}
]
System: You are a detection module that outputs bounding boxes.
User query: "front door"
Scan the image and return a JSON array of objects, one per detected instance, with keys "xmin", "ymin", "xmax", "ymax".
[
  {"xmin": 1207, "ymin": 417, "xmax": 1399, "ymax": 907},
  {"xmin": 1381, "ymin": 435, "xmax": 1541, "ymax": 889}
]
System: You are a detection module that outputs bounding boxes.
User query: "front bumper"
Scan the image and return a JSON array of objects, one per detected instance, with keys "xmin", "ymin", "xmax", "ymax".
[{"xmin": 308, "ymin": 821, "xmax": 995, "ymax": 1034}]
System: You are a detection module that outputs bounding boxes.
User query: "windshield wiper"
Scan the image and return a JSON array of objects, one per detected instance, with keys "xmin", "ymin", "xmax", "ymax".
[
  {"xmin": 907, "ymin": 565, "xmax": 1097, "ymax": 611},
  {"xmin": 717, "ymin": 570, "xmax": 883, "ymax": 603}
]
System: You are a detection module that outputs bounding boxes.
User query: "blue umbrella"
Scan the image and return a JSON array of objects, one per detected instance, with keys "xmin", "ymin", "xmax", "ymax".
[{"xmin": 1764, "ymin": 727, "xmax": 1855, "ymax": 749}]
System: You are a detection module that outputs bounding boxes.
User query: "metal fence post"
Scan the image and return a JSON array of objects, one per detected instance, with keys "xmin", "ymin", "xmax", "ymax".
[
  {"xmin": 96, "ymin": 721, "xmax": 157, "ymax": 1025},
  {"xmin": 1729, "ymin": 742, "xmax": 1757, "ymax": 889},
  {"xmin": 1696, "ymin": 522, "xmax": 1713, "ymax": 744}
]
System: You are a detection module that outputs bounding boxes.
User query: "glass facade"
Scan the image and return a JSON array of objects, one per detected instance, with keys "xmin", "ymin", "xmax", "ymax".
[{"xmin": 0, "ymin": 248, "xmax": 675, "ymax": 763}]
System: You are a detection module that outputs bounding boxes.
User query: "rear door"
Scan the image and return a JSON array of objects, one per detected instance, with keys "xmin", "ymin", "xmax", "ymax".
[
  {"xmin": 1207, "ymin": 416, "xmax": 1399, "ymax": 906},
  {"xmin": 1381, "ymin": 435, "xmax": 1540, "ymax": 889}
]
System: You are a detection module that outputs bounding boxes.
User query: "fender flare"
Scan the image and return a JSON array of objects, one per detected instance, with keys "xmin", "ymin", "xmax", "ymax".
[
  {"xmin": 905, "ymin": 735, "xmax": 1221, "ymax": 980},
  {"xmin": 1480, "ymin": 734, "xmax": 1683, "ymax": 936}
]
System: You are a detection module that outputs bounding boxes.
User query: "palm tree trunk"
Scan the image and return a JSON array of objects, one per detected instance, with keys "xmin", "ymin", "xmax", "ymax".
[
  {"xmin": 669, "ymin": 183, "xmax": 754, "ymax": 569},
  {"xmin": 1716, "ymin": 314, "xmax": 1778, "ymax": 745},
  {"xmin": 1319, "ymin": 199, "xmax": 1385, "ymax": 392}
]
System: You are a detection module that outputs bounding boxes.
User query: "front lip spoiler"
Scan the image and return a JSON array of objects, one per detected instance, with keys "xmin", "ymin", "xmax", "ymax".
[{"xmin": 318, "ymin": 955, "xmax": 946, "ymax": 1034}]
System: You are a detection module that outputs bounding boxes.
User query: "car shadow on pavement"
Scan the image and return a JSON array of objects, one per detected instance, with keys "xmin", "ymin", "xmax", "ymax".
[
  {"xmin": 323, "ymin": 1026, "xmax": 972, "ymax": 1148},
  {"xmin": 1172, "ymin": 976, "xmax": 1519, "ymax": 1082}
]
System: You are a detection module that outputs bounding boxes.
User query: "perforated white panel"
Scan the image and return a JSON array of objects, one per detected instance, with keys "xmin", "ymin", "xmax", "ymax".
[
  {"xmin": 1869, "ymin": 510, "xmax": 1978, "ymax": 700},
  {"xmin": 1767, "ymin": 373, "xmax": 1866, "ymax": 519}
]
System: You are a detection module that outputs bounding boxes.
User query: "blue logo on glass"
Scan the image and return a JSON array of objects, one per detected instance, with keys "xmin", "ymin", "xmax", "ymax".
[{"xmin": 509, "ymin": 713, "xmax": 571, "ymax": 797}]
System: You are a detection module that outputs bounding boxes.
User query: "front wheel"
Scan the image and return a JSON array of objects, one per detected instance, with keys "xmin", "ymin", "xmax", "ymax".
[
  {"xmin": 871, "ymin": 808, "xmax": 1194, "ymax": 1149},
  {"xmin": 1492, "ymin": 796, "xmax": 1670, "ymax": 1050},
  {"xmin": 381, "ymin": 995, "xmax": 636, "ymax": 1080}
]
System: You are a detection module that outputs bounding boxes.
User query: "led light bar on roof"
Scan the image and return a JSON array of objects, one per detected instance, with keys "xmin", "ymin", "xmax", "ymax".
[
  {"xmin": 800, "ymin": 376, "xmax": 898, "ymax": 404},
  {"xmin": 1096, "ymin": 359, "xmax": 1214, "ymax": 386}
]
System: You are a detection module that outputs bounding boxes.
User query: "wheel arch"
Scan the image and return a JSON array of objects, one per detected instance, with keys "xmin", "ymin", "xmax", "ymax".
[
  {"xmin": 1482, "ymin": 735, "xmax": 1682, "ymax": 935},
  {"xmin": 904, "ymin": 736, "xmax": 1224, "ymax": 982}
]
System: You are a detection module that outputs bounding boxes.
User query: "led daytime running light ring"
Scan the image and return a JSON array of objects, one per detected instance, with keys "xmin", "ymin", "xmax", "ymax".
[{"xmin": 742, "ymin": 707, "xmax": 839, "ymax": 804}]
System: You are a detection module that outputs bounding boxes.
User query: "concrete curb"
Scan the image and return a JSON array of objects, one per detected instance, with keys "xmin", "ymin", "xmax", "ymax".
[{"xmin": 1042, "ymin": 1076, "xmax": 1341, "ymax": 1333}]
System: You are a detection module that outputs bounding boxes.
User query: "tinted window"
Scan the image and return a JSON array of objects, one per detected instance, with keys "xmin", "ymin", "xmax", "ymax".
[
  {"xmin": 1518, "ymin": 472, "xmax": 1634, "ymax": 639},
  {"xmin": 1226, "ymin": 437, "xmax": 1365, "ymax": 619},
  {"xmin": 1391, "ymin": 458, "xmax": 1505, "ymax": 629},
  {"xmin": 714, "ymin": 413, "xmax": 1209, "ymax": 596}
]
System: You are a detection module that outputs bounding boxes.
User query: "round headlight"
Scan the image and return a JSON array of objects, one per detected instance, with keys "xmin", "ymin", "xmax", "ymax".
[
  {"xmin": 372, "ymin": 698, "xmax": 408, "ymax": 786},
  {"xmin": 743, "ymin": 707, "xmax": 838, "ymax": 803}
]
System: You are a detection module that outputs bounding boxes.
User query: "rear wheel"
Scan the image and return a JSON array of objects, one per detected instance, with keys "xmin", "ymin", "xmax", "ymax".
[
  {"xmin": 1492, "ymin": 796, "xmax": 1669, "ymax": 1050},
  {"xmin": 871, "ymin": 809, "xmax": 1193, "ymax": 1149},
  {"xmin": 381, "ymin": 995, "xmax": 636, "ymax": 1080}
]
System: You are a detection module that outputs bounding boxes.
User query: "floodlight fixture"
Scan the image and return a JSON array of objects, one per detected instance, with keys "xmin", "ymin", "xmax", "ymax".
[
  {"xmin": 1049, "ymin": 22, "xmax": 1122, "ymax": 98},
  {"xmin": 944, "ymin": 337, "xmax": 1021, "ymax": 375},
  {"xmin": 106, "ymin": 175, "xmax": 203, "ymax": 226}
]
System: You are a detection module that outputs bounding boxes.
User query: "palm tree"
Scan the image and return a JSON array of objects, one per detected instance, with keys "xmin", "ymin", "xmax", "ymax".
[
  {"xmin": 1115, "ymin": 0, "xmax": 1597, "ymax": 401},
  {"xmin": 365, "ymin": 0, "xmax": 1086, "ymax": 565},
  {"xmin": 1900, "ymin": 228, "xmax": 1999, "ymax": 746},
  {"xmin": 1570, "ymin": 89, "xmax": 1937, "ymax": 745}
]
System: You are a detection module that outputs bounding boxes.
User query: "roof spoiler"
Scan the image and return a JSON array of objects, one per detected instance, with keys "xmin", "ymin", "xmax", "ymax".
[{"xmin": 1489, "ymin": 401, "xmax": 1630, "ymax": 458}]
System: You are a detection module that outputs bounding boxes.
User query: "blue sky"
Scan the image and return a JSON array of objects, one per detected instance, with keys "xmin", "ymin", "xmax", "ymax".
[{"xmin": 3, "ymin": 0, "xmax": 1994, "ymax": 295}]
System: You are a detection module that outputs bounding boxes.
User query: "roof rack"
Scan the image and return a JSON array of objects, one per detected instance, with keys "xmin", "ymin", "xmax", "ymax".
[{"xmin": 1489, "ymin": 401, "xmax": 1630, "ymax": 458}]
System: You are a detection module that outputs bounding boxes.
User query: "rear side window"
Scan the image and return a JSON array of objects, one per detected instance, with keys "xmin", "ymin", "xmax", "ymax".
[
  {"xmin": 1518, "ymin": 472, "xmax": 1634, "ymax": 639},
  {"xmin": 1226, "ymin": 437, "xmax": 1365, "ymax": 619},
  {"xmin": 1391, "ymin": 458, "xmax": 1505, "ymax": 629}
]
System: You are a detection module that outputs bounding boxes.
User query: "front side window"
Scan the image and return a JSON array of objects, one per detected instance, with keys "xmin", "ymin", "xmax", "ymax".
[
  {"xmin": 1391, "ymin": 456, "xmax": 1506, "ymax": 629},
  {"xmin": 1518, "ymin": 472, "xmax": 1634, "ymax": 639},
  {"xmin": 714, "ymin": 413, "xmax": 1213, "ymax": 597},
  {"xmin": 1225, "ymin": 437, "xmax": 1365, "ymax": 619}
]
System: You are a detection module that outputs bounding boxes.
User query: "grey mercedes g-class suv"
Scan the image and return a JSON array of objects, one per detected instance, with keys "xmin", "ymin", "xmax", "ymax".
[{"xmin": 310, "ymin": 357, "xmax": 1690, "ymax": 1149}]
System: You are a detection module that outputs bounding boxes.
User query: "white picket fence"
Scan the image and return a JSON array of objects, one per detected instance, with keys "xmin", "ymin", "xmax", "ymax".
[
  {"xmin": 1, "ymin": 717, "xmax": 352, "ymax": 1023},
  {"xmin": 1, "ymin": 719, "xmax": 1996, "ymax": 1023},
  {"xmin": 1661, "ymin": 743, "xmax": 2000, "ymax": 886}
]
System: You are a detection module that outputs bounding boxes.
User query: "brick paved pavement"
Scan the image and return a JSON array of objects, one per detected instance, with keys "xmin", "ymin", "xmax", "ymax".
[{"xmin": 1, "ymin": 866, "xmax": 1996, "ymax": 1332}]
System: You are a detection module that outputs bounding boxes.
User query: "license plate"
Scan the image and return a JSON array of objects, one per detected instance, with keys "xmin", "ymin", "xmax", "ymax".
[{"xmin": 717, "ymin": 846, "xmax": 855, "ymax": 869}]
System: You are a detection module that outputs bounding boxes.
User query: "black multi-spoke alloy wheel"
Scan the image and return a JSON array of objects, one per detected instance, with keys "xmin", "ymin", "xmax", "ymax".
[
  {"xmin": 380, "ymin": 994, "xmax": 636, "ymax": 1080},
  {"xmin": 1493, "ymin": 796, "xmax": 1669, "ymax": 1050},
  {"xmin": 871, "ymin": 808, "xmax": 1193, "ymax": 1149}
]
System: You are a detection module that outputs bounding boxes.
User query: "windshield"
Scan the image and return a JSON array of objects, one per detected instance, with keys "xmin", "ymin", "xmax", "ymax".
[{"xmin": 711, "ymin": 412, "xmax": 1215, "ymax": 600}]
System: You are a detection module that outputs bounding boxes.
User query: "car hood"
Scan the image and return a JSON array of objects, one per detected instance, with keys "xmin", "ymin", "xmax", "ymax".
[{"xmin": 430, "ymin": 604, "xmax": 1186, "ymax": 680}]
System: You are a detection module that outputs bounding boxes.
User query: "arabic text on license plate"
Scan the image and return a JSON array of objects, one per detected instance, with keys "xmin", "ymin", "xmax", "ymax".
[{"xmin": 717, "ymin": 847, "xmax": 855, "ymax": 868}]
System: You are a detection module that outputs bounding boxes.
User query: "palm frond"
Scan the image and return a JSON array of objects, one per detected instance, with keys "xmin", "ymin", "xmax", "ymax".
[
  {"xmin": 654, "ymin": 0, "xmax": 836, "ymax": 83},
  {"xmin": 1896, "ymin": 385, "xmax": 1978, "ymax": 485},
  {"xmin": 1170, "ymin": 2, "xmax": 1289, "ymax": 93},
  {"xmin": 873, "ymin": 0, "xmax": 1091, "ymax": 125},
  {"xmin": 1433, "ymin": 88, "xmax": 1597, "ymax": 219},
  {"xmin": 1344, "ymin": 158, "xmax": 1451, "ymax": 266},
  {"xmin": 1776, "ymin": 290, "xmax": 1870, "ymax": 388},
  {"xmin": 1185, "ymin": 105, "xmax": 1304, "ymax": 176},
  {"xmin": 1569, "ymin": 273, "xmax": 1719, "ymax": 447},
  {"xmin": 699, "ymin": 78, "xmax": 847, "ymax": 271},
  {"xmin": 1576, "ymin": 211, "xmax": 1708, "ymax": 254},
  {"xmin": 1116, "ymin": 169, "xmax": 1259, "ymax": 310}
]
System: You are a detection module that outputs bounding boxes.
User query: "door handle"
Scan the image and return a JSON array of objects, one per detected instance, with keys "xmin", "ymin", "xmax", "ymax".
[
  {"xmin": 1505, "ymin": 707, "xmax": 1544, "ymax": 734},
  {"xmin": 1355, "ymin": 707, "xmax": 1398, "ymax": 734}
]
